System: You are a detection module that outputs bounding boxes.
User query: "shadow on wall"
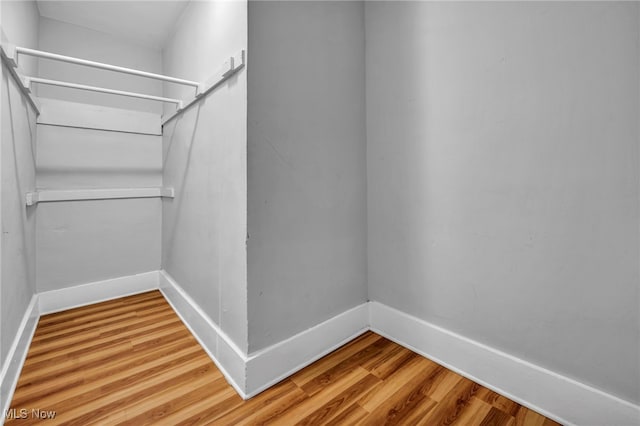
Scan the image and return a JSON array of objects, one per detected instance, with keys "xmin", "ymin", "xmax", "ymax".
[
  {"xmin": 4, "ymin": 70, "xmax": 36, "ymax": 289},
  {"xmin": 162, "ymin": 71, "xmax": 242, "ymax": 262},
  {"xmin": 162, "ymin": 102, "xmax": 202, "ymax": 263}
]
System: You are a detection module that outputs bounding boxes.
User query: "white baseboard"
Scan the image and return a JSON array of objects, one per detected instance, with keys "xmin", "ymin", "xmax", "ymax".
[
  {"xmin": 245, "ymin": 303, "xmax": 369, "ymax": 398},
  {"xmin": 1, "ymin": 271, "xmax": 161, "ymax": 424},
  {"xmin": 38, "ymin": 271, "xmax": 160, "ymax": 315},
  {"xmin": 0, "ymin": 295, "xmax": 39, "ymax": 424},
  {"xmin": 158, "ymin": 270, "xmax": 369, "ymax": 399},
  {"xmin": 158, "ymin": 270, "xmax": 248, "ymax": 399},
  {"xmin": 369, "ymin": 301, "xmax": 640, "ymax": 426},
  {"xmin": 3, "ymin": 273, "xmax": 637, "ymax": 426}
]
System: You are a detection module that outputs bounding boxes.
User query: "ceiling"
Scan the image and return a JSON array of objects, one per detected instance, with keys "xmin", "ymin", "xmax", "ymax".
[{"xmin": 36, "ymin": 1, "xmax": 190, "ymax": 49}]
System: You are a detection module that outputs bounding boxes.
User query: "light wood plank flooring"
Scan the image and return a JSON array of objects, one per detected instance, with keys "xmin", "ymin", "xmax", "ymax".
[{"xmin": 6, "ymin": 291, "xmax": 560, "ymax": 425}]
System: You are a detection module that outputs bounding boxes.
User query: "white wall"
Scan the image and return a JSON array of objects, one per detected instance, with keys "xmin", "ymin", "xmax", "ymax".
[
  {"xmin": 366, "ymin": 1, "xmax": 639, "ymax": 405},
  {"xmin": 34, "ymin": 18, "xmax": 165, "ymax": 291},
  {"xmin": 36, "ymin": 198, "xmax": 161, "ymax": 292},
  {"xmin": 35, "ymin": 101, "xmax": 162, "ymax": 292},
  {"xmin": 162, "ymin": 0, "xmax": 248, "ymax": 352},
  {"xmin": 0, "ymin": 0, "xmax": 39, "ymax": 365},
  {"xmin": 36, "ymin": 114, "xmax": 161, "ymax": 189},
  {"xmin": 37, "ymin": 17, "xmax": 163, "ymax": 114},
  {"xmin": 246, "ymin": 1, "xmax": 367, "ymax": 352},
  {"xmin": 0, "ymin": 0, "xmax": 39, "ymax": 77}
]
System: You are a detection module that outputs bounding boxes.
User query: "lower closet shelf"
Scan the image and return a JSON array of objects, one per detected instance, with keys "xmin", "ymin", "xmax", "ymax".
[{"xmin": 25, "ymin": 187, "xmax": 175, "ymax": 206}]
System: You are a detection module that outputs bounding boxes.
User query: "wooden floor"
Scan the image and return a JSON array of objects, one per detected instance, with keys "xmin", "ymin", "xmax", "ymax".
[{"xmin": 7, "ymin": 291, "xmax": 560, "ymax": 425}]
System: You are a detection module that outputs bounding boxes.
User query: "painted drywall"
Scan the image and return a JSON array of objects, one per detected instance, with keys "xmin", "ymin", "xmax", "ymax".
[
  {"xmin": 0, "ymin": 0, "xmax": 39, "ymax": 77},
  {"xmin": 36, "ymin": 1, "xmax": 189, "ymax": 50},
  {"xmin": 247, "ymin": 1, "xmax": 367, "ymax": 352},
  {"xmin": 0, "ymin": 0, "xmax": 38, "ymax": 367},
  {"xmin": 35, "ymin": 99, "xmax": 162, "ymax": 292},
  {"xmin": 366, "ymin": 1, "xmax": 639, "ymax": 405},
  {"xmin": 162, "ymin": 0, "xmax": 248, "ymax": 352},
  {"xmin": 36, "ymin": 117, "xmax": 161, "ymax": 189},
  {"xmin": 33, "ymin": 15, "xmax": 166, "ymax": 291},
  {"xmin": 37, "ymin": 17, "xmax": 164, "ymax": 114},
  {"xmin": 36, "ymin": 198, "xmax": 161, "ymax": 292}
]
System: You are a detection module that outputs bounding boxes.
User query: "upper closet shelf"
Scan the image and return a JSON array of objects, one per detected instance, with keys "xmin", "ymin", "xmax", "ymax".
[{"xmin": 1, "ymin": 40, "xmax": 245, "ymax": 120}]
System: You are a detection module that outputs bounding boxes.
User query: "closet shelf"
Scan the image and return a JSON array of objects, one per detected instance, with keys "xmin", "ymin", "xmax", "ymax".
[
  {"xmin": 2, "ymin": 41, "xmax": 245, "ymax": 119},
  {"xmin": 25, "ymin": 187, "xmax": 175, "ymax": 206}
]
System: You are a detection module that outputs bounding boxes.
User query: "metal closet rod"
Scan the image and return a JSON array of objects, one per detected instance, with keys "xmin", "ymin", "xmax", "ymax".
[
  {"xmin": 16, "ymin": 46, "xmax": 199, "ymax": 87},
  {"xmin": 26, "ymin": 77, "xmax": 184, "ymax": 108}
]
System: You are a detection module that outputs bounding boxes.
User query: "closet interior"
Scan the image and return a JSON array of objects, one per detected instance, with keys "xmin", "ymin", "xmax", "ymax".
[{"xmin": 1, "ymin": 1, "xmax": 638, "ymax": 425}]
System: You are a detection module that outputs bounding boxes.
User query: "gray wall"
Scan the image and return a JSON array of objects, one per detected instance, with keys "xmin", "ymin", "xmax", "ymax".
[
  {"xmin": 247, "ymin": 1, "xmax": 367, "ymax": 352},
  {"xmin": 366, "ymin": 2, "xmax": 639, "ymax": 405},
  {"xmin": 37, "ymin": 17, "xmax": 163, "ymax": 114},
  {"xmin": 0, "ymin": 0, "xmax": 39, "ymax": 364},
  {"xmin": 162, "ymin": 0, "xmax": 248, "ymax": 352}
]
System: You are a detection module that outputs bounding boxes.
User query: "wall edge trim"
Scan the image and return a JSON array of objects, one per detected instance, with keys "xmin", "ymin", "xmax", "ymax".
[
  {"xmin": 0, "ymin": 295, "xmax": 39, "ymax": 423},
  {"xmin": 245, "ymin": 303, "xmax": 370, "ymax": 398},
  {"xmin": 3, "ymin": 276, "xmax": 635, "ymax": 426},
  {"xmin": 38, "ymin": 271, "xmax": 160, "ymax": 315},
  {"xmin": 369, "ymin": 301, "xmax": 640, "ymax": 426},
  {"xmin": 158, "ymin": 270, "xmax": 248, "ymax": 399}
]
